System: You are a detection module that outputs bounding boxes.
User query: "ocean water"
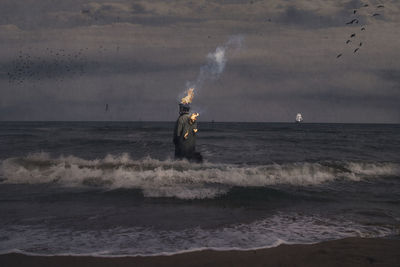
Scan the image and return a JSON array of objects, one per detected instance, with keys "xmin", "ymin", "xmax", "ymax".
[{"xmin": 0, "ymin": 121, "xmax": 399, "ymax": 256}]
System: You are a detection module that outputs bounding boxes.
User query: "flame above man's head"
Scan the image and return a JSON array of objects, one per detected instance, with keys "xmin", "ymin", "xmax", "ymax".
[{"xmin": 181, "ymin": 88, "xmax": 194, "ymax": 104}]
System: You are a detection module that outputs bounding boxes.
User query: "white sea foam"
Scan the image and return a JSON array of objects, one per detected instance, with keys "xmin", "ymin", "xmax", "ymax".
[
  {"xmin": 0, "ymin": 153, "xmax": 399, "ymax": 199},
  {"xmin": 0, "ymin": 213, "xmax": 394, "ymax": 256}
]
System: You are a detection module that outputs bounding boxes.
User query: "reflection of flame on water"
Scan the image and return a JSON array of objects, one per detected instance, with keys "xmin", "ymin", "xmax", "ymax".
[{"xmin": 181, "ymin": 88, "xmax": 194, "ymax": 104}]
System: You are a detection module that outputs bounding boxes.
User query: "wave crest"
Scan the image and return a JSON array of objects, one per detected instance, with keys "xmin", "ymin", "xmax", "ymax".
[{"xmin": 1, "ymin": 153, "xmax": 399, "ymax": 199}]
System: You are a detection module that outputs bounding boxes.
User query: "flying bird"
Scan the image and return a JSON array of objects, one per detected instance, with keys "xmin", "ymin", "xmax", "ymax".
[
  {"xmin": 346, "ymin": 40, "xmax": 351, "ymax": 44},
  {"xmin": 377, "ymin": 5, "xmax": 384, "ymax": 8},
  {"xmin": 351, "ymin": 33, "xmax": 356, "ymax": 38},
  {"xmin": 353, "ymin": 10, "xmax": 357, "ymax": 14},
  {"xmin": 372, "ymin": 13, "xmax": 380, "ymax": 16},
  {"xmin": 346, "ymin": 19, "xmax": 359, "ymax": 25},
  {"xmin": 363, "ymin": 4, "xmax": 369, "ymax": 7},
  {"xmin": 336, "ymin": 53, "xmax": 342, "ymax": 58},
  {"xmin": 354, "ymin": 48, "xmax": 359, "ymax": 53},
  {"xmin": 359, "ymin": 42, "xmax": 363, "ymax": 47},
  {"xmin": 361, "ymin": 27, "xmax": 366, "ymax": 31}
]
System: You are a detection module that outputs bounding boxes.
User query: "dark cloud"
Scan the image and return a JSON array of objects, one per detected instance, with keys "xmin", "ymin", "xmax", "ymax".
[
  {"xmin": 0, "ymin": 1, "xmax": 203, "ymax": 30},
  {"xmin": 77, "ymin": 2, "xmax": 203, "ymax": 28},
  {"xmin": 0, "ymin": 0, "xmax": 399, "ymax": 122},
  {"xmin": 276, "ymin": 6, "xmax": 341, "ymax": 28},
  {"xmin": 274, "ymin": 4, "xmax": 374, "ymax": 29},
  {"xmin": 343, "ymin": 0, "xmax": 365, "ymax": 9},
  {"xmin": 0, "ymin": 0, "xmax": 391, "ymax": 31},
  {"xmin": 377, "ymin": 69, "xmax": 400, "ymax": 85}
]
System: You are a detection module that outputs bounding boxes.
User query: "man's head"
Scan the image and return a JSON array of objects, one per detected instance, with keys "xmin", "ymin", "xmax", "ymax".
[{"xmin": 179, "ymin": 103, "xmax": 190, "ymax": 115}]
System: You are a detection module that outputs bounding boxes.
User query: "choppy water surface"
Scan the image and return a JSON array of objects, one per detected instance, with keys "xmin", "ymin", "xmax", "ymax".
[{"xmin": 0, "ymin": 122, "xmax": 399, "ymax": 255}]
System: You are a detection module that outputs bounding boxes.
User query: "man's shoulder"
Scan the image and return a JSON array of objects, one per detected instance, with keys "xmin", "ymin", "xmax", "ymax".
[{"xmin": 179, "ymin": 114, "xmax": 190, "ymax": 121}]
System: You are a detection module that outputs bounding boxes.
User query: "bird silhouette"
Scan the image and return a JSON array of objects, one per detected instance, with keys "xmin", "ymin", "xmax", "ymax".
[
  {"xmin": 353, "ymin": 10, "xmax": 357, "ymax": 14},
  {"xmin": 361, "ymin": 27, "xmax": 366, "ymax": 31},
  {"xmin": 377, "ymin": 5, "xmax": 384, "ymax": 8},
  {"xmin": 351, "ymin": 33, "xmax": 356, "ymax": 38},
  {"xmin": 346, "ymin": 19, "xmax": 359, "ymax": 25},
  {"xmin": 354, "ymin": 48, "xmax": 359, "ymax": 53},
  {"xmin": 346, "ymin": 40, "xmax": 351, "ymax": 44},
  {"xmin": 359, "ymin": 42, "xmax": 363, "ymax": 47},
  {"xmin": 337, "ymin": 54, "xmax": 342, "ymax": 58},
  {"xmin": 372, "ymin": 13, "xmax": 380, "ymax": 16}
]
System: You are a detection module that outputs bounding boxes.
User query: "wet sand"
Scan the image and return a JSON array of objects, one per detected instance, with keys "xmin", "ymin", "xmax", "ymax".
[{"xmin": 1, "ymin": 237, "xmax": 399, "ymax": 267}]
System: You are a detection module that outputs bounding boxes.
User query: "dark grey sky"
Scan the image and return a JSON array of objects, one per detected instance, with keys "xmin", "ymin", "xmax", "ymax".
[{"xmin": 0, "ymin": 0, "xmax": 399, "ymax": 122}]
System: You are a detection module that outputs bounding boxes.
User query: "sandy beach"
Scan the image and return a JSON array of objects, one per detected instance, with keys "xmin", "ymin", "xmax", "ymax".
[{"xmin": 1, "ymin": 237, "xmax": 399, "ymax": 267}]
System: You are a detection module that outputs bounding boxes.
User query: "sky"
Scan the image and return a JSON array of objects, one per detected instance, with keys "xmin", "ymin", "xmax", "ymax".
[{"xmin": 0, "ymin": 0, "xmax": 399, "ymax": 123}]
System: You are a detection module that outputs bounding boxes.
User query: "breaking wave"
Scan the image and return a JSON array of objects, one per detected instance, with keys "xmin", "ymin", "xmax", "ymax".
[
  {"xmin": 0, "ymin": 153, "xmax": 399, "ymax": 199},
  {"xmin": 0, "ymin": 213, "xmax": 395, "ymax": 256}
]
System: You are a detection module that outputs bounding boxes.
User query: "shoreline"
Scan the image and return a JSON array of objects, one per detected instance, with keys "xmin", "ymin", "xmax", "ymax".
[{"xmin": 1, "ymin": 237, "xmax": 399, "ymax": 267}]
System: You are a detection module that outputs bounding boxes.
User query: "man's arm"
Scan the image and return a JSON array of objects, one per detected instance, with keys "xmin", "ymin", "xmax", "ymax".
[
  {"xmin": 177, "ymin": 116, "xmax": 186, "ymax": 138},
  {"xmin": 173, "ymin": 116, "xmax": 185, "ymax": 144}
]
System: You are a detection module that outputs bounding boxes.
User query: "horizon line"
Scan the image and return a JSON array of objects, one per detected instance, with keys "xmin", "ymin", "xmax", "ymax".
[{"xmin": 0, "ymin": 120, "xmax": 399, "ymax": 125}]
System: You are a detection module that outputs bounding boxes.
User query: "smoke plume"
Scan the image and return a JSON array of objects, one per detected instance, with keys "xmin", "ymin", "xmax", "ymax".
[{"xmin": 180, "ymin": 35, "xmax": 245, "ymax": 104}]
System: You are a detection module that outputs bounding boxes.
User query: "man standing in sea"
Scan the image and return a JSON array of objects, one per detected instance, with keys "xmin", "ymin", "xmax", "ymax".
[{"xmin": 173, "ymin": 103, "xmax": 202, "ymax": 162}]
